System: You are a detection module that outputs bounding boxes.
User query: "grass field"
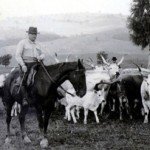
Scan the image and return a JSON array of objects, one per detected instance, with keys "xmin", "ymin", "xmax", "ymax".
[
  {"xmin": 1, "ymin": 103, "xmax": 150, "ymax": 150},
  {"xmin": 0, "ymin": 54, "xmax": 150, "ymax": 150}
]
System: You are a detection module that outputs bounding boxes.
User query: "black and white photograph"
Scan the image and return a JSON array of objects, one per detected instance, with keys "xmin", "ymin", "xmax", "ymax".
[{"xmin": 0, "ymin": 0, "xmax": 150, "ymax": 149}]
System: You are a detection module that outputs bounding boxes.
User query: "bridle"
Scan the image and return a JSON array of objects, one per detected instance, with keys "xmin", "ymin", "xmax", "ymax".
[
  {"xmin": 38, "ymin": 60, "xmax": 75, "ymax": 97},
  {"xmin": 38, "ymin": 60, "xmax": 85, "ymax": 97}
]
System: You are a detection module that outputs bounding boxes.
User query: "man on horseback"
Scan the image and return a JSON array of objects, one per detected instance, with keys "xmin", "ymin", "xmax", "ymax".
[{"xmin": 15, "ymin": 27, "xmax": 45, "ymax": 106}]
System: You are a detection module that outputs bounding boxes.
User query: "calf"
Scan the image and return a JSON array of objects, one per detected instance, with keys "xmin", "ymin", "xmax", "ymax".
[{"xmin": 65, "ymin": 89, "xmax": 103, "ymax": 124}]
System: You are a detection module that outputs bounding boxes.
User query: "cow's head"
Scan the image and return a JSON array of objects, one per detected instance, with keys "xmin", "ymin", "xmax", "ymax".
[
  {"xmin": 94, "ymin": 80, "xmax": 111, "ymax": 115},
  {"xmin": 106, "ymin": 64, "xmax": 120, "ymax": 79},
  {"xmin": 101, "ymin": 55, "xmax": 124, "ymax": 79}
]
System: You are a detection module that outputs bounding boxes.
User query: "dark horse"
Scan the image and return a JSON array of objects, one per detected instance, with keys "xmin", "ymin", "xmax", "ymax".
[{"xmin": 2, "ymin": 59, "xmax": 87, "ymax": 148}]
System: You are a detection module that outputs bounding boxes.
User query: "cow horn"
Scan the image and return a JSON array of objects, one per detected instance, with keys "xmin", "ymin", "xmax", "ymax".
[
  {"xmin": 85, "ymin": 59, "xmax": 95, "ymax": 68},
  {"xmin": 130, "ymin": 61, "xmax": 142, "ymax": 73},
  {"xmin": 100, "ymin": 55, "xmax": 110, "ymax": 66},
  {"xmin": 83, "ymin": 60, "xmax": 95, "ymax": 69},
  {"xmin": 65, "ymin": 54, "xmax": 71, "ymax": 62},
  {"xmin": 54, "ymin": 53, "xmax": 60, "ymax": 63},
  {"xmin": 117, "ymin": 56, "xmax": 124, "ymax": 66},
  {"xmin": 98, "ymin": 78, "xmax": 120, "ymax": 85},
  {"xmin": 88, "ymin": 57, "xmax": 94, "ymax": 62},
  {"xmin": 98, "ymin": 80, "xmax": 113, "ymax": 85}
]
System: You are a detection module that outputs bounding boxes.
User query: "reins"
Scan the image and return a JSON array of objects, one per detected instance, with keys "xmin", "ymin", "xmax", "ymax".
[{"xmin": 38, "ymin": 60, "xmax": 75, "ymax": 97}]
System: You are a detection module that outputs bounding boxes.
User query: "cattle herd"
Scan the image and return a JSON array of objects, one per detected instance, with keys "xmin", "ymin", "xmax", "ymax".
[
  {"xmin": 0, "ymin": 55, "xmax": 150, "ymax": 148},
  {"xmin": 55, "ymin": 56, "xmax": 150, "ymax": 125}
]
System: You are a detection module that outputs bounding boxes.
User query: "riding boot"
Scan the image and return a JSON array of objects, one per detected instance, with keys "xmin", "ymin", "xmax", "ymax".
[{"xmin": 21, "ymin": 86, "xmax": 28, "ymax": 106}]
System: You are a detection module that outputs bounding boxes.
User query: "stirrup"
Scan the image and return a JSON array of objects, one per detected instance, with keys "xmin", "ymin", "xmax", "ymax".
[{"xmin": 22, "ymin": 98, "xmax": 28, "ymax": 106}]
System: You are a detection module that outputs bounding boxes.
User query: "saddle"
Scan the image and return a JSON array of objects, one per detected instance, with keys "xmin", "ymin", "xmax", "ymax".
[{"xmin": 10, "ymin": 64, "xmax": 38, "ymax": 95}]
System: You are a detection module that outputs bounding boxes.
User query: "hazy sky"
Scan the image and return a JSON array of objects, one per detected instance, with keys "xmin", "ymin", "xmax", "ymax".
[{"xmin": 0, "ymin": 0, "xmax": 132, "ymax": 19}]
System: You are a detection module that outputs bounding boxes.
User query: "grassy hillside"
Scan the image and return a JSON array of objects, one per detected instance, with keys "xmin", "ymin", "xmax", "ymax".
[
  {"xmin": 0, "ymin": 13, "xmax": 149, "ymax": 68},
  {"xmin": 0, "ymin": 28, "xmax": 61, "ymax": 48}
]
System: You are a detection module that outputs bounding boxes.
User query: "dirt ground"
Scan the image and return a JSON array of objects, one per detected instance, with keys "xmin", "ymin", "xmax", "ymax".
[{"xmin": 0, "ymin": 99, "xmax": 150, "ymax": 150}]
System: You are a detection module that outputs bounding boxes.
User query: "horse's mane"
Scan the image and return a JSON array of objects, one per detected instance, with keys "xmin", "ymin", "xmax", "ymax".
[{"xmin": 45, "ymin": 61, "xmax": 78, "ymax": 72}]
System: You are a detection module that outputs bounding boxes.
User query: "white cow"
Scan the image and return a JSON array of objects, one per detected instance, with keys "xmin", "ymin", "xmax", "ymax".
[
  {"xmin": 100, "ymin": 55, "xmax": 124, "ymax": 79},
  {"xmin": 65, "ymin": 89, "xmax": 103, "ymax": 124},
  {"xmin": 141, "ymin": 74, "xmax": 150, "ymax": 123}
]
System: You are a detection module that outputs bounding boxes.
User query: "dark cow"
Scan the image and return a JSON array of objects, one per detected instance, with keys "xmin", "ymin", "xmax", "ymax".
[{"xmin": 107, "ymin": 74, "xmax": 144, "ymax": 120}]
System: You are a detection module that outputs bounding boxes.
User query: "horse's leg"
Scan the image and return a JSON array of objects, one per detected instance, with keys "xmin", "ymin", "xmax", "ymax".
[
  {"xmin": 40, "ymin": 107, "xmax": 52, "ymax": 148},
  {"xmin": 35, "ymin": 105, "xmax": 44, "ymax": 139},
  {"xmin": 5, "ymin": 103, "xmax": 13, "ymax": 144},
  {"xmin": 18, "ymin": 104, "xmax": 31, "ymax": 144}
]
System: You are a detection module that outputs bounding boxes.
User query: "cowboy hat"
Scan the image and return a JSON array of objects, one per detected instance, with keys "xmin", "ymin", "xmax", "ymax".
[
  {"xmin": 112, "ymin": 57, "xmax": 117, "ymax": 61},
  {"xmin": 26, "ymin": 27, "xmax": 40, "ymax": 34}
]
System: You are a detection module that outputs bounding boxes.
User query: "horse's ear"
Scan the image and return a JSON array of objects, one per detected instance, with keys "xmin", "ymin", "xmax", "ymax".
[{"xmin": 77, "ymin": 59, "xmax": 84, "ymax": 69}]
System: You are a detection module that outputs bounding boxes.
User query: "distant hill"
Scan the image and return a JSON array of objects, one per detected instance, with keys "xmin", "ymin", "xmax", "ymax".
[
  {"xmin": 0, "ymin": 13, "xmax": 127, "ymax": 37},
  {"xmin": 0, "ymin": 13, "xmax": 149, "ymax": 67},
  {"xmin": 42, "ymin": 27, "xmax": 148, "ymax": 55}
]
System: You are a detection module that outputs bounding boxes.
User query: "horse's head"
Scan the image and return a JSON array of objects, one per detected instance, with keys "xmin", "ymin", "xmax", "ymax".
[{"xmin": 68, "ymin": 59, "xmax": 86, "ymax": 97}]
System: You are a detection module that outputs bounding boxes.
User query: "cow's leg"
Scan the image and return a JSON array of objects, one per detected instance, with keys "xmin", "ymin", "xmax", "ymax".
[
  {"xmin": 93, "ymin": 110, "xmax": 99, "ymax": 123},
  {"xmin": 112, "ymin": 99, "xmax": 116, "ymax": 112},
  {"xmin": 66, "ymin": 105, "xmax": 71, "ymax": 121},
  {"xmin": 119, "ymin": 98, "xmax": 123, "ymax": 121},
  {"xmin": 143, "ymin": 101, "xmax": 149, "ymax": 123},
  {"xmin": 5, "ymin": 103, "xmax": 13, "ymax": 144},
  {"xmin": 64, "ymin": 106, "xmax": 68, "ymax": 120},
  {"xmin": 35, "ymin": 105, "xmax": 44, "ymax": 139},
  {"xmin": 70, "ymin": 107, "xmax": 77, "ymax": 123},
  {"xmin": 76, "ymin": 106, "xmax": 80, "ymax": 119},
  {"xmin": 100, "ymin": 100, "xmax": 106, "ymax": 116},
  {"xmin": 125, "ymin": 101, "xmax": 132, "ymax": 120},
  {"xmin": 84, "ymin": 108, "xmax": 88, "ymax": 124},
  {"xmin": 18, "ymin": 104, "xmax": 31, "ymax": 144}
]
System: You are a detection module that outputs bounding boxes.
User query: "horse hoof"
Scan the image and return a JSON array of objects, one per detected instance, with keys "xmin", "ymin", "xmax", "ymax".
[
  {"xmin": 40, "ymin": 138, "xmax": 49, "ymax": 148},
  {"xmin": 84, "ymin": 122, "xmax": 87, "ymax": 125},
  {"xmin": 64, "ymin": 116, "xmax": 67, "ymax": 120},
  {"xmin": 23, "ymin": 135, "xmax": 31, "ymax": 144},
  {"xmin": 5, "ymin": 137, "xmax": 12, "ymax": 144},
  {"xmin": 130, "ymin": 116, "xmax": 133, "ymax": 120},
  {"xmin": 119, "ymin": 117, "xmax": 123, "ymax": 121},
  {"xmin": 144, "ymin": 120, "xmax": 148, "ymax": 124}
]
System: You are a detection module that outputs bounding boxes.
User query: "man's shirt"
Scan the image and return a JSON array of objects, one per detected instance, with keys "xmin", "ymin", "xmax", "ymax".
[{"xmin": 16, "ymin": 39, "xmax": 44, "ymax": 66}]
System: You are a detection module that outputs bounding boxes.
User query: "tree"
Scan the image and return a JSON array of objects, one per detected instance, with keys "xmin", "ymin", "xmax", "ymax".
[
  {"xmin": 128, "ymin": 0, "xmax": 150, "ymax": 67},
  {"xmin": 97, "ymin": 51, "xmax": 108, "ymax": 64},
  {"xmin": 0, "ymin": 54, "xmax": 12, "ymax": 67}
]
